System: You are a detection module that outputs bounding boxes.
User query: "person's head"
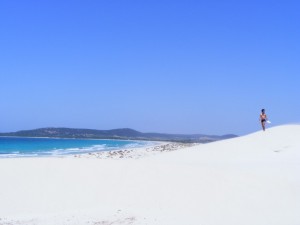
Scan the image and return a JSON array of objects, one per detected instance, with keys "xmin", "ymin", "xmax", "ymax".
[{"xmin": 261, "ymin": 109, "xmax": 265, "ymax": 113}]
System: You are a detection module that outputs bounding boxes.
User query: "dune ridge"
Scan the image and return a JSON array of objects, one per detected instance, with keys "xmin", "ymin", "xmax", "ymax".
[{"xmin": 0, "ymin": 124, "xmax": 299, "ymax": 225}]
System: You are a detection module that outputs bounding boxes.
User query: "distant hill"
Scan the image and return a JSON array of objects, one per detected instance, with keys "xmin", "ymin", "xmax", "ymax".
[{"xmin": 0, "ymin": 127, "xmax": 238, "ymax": 143}]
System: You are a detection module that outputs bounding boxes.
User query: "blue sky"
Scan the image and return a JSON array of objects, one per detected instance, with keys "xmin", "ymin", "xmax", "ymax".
[{"xmin": 1, "ymin": 0, "xmax": 299, "ymax": 135}]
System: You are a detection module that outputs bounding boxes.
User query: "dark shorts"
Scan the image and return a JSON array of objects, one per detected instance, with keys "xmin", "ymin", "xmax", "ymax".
[{"xmin": 261, "ymin": 119, "xmax": 266, "ymax": 123}]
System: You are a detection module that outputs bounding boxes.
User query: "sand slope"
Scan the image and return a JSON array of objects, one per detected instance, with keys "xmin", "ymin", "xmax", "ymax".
[{"xmin": 0, "ymin": 125, "xmax": 299, "ymax": 225}]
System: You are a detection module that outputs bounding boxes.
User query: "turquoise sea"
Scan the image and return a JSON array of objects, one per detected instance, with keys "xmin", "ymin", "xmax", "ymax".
[{"xmin": 0, "ymin": 137, "xmax": 152, "ymax": 158}]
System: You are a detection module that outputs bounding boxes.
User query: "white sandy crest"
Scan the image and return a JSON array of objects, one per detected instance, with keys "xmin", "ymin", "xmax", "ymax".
[{"xmin": 0, "ymin": 125, "xmax": 299, "ymax": 225}]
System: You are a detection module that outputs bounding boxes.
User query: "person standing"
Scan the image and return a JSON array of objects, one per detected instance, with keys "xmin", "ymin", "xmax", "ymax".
[{"xmin": 260, "ymin": 109, "xmax": 268, "ymax": 131}]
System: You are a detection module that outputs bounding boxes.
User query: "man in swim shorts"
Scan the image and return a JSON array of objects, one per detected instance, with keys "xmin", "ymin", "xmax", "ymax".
[{"xmin": 260, "ymin": 109, "xmax": 268, "ymax": 131}]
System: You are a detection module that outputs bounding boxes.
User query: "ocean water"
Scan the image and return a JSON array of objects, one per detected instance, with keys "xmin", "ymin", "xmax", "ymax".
[{"xmin": 0, "ymin": 137, "xmax": 152, "ymax": 158}]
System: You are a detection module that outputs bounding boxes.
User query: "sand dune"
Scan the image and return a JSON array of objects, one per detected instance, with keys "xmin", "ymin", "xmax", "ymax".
[{"xmin": 0, "ymin": 125, "xmax": 299, "ymax": 225}]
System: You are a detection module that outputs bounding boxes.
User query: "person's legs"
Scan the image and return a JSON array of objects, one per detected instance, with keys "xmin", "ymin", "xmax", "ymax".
[{"xmin": 261, "ymin": 121, "xmax": 266, "ymax": 131}]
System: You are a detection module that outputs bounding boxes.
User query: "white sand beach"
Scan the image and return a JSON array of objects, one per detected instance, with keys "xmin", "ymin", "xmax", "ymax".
[{"xmin": 0, "ymin": 125, "xmax": 299, "ymax": 225}]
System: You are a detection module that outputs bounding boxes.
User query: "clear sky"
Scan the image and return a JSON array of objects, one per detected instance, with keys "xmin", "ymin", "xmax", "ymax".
[{"xmin": 1, "ymin": 0, "xmax": 299, "ymax": 135}]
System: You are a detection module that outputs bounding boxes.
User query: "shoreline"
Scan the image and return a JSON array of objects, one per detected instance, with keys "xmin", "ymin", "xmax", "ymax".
[
  {"xmin": 0, "ymin": 138, "xmax": 163, "ymax": 158},
  {"xmin": 73, "ymin": 142, "xmax": 199, "ymax": 159}
]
